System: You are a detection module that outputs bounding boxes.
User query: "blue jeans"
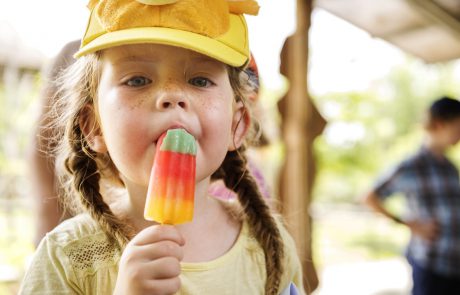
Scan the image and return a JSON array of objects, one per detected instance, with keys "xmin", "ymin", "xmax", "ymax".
[{"xmin": 408, "ymin": 257, "xmax": 460, "ymax": 295}]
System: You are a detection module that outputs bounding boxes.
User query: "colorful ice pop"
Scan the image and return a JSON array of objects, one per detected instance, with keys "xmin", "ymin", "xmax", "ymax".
[{"xmin": 144, "ymin": 129, "xmax": 197, "ymax": 224}]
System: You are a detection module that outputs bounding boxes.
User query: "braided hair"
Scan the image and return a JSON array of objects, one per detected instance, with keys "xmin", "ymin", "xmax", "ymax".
[
  {"xmin": 54, "ymin": 54, "xmax": 134, "ymax": 248},
  {"xmin": 211, "ymin": 67, "xmax": 285, "ymax": 294}
]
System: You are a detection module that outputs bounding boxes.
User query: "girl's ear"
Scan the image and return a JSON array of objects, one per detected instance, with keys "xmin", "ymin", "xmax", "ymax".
[
  {"xmin": 79, "ymin": 104, "xmax": 108, "ymax": 153},
  {"xmin": 229, "ymin": 101, "xmax": 250, "ymax": 151}
]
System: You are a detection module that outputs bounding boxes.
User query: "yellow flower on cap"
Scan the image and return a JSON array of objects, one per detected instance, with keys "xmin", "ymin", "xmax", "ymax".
[
  {"xmin": 228, "ymin": 0, "xmax": 260, "ymax": 15},
  {"xmin": 136, "ymin": 0, "xmax": 179, "ymax": 5},
  {"xmin": 77, "ymin": 0, "xmax": 259, "ymax": 67}
]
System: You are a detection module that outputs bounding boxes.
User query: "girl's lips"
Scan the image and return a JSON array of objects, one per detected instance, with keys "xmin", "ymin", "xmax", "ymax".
[
  {"xmin": 154, "ymin": 125, "xmax": 189, "ymax": 144},
  {"xmin": 167, "ymin": 124, "xmax": 187, "ymax": 132}
]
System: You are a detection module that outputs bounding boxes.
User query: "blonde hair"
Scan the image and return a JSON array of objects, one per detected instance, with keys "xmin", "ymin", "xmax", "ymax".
[{"xmin": 52, "ymin": 53, "xmax": 284, "ymax": 294}]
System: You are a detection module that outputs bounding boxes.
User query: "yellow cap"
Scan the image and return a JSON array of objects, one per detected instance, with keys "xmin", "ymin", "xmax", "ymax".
[{"xmin": 75, "ymin": 0, "xmax": 259, "ymax": 67}]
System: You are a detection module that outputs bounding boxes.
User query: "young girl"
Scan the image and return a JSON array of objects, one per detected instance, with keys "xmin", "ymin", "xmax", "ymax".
[{"xmin": 20, "ymin": 0, "xmax": 305, "ymax": 294}]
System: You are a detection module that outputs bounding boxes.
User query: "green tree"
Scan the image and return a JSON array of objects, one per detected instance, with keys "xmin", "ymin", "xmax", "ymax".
[{"xmin": 312, "ymin": 57, "xmax": 460, "ymax": 204}]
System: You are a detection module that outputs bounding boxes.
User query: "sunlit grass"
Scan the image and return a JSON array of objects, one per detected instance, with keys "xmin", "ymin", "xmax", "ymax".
[{"xmin": 312, "ymin": 204, "xmax": 410, "ymax": 269}]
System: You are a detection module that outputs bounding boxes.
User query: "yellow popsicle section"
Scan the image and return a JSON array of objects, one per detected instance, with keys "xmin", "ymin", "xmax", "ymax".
[{"xmin": 144, "ymin": 129, "xmax": 197, "ymax": 224}]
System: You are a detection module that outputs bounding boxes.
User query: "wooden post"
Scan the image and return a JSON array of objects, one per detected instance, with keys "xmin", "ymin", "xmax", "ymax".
[{"xmin": 278, "ymin": 0, "xmax": 325, "ymax": 292}]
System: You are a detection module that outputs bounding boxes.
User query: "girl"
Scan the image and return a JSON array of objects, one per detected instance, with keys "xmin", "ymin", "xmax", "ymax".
[{"xmin": 20, "ymin": 0, "xmax": 305, "ymax": 294}]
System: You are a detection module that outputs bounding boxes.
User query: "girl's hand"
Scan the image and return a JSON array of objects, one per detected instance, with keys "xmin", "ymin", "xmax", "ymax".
[
  {"xmin": 406, "ymin": 219, "xmax": 440, "ymax": 243},
  {"xmin": 113, "ymin": 225, "xmax": 185, "ymax": 295}
]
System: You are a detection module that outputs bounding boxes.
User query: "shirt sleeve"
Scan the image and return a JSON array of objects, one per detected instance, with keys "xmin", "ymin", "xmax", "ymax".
[
  {"xmin": 373, "ymin": 162, "xmax": 410, "ymax": 200},
  {"xmin": 18, "ymin": 235, "xmax": 81, "ymax": 295}
]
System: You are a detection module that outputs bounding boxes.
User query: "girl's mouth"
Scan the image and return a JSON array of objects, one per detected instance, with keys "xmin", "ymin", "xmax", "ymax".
[{"xmin": 154, "ymin": 126, "xmax": 187, "ymax": 145}]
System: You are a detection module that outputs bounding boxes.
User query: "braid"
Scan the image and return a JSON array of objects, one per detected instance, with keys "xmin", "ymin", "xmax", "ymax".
[
  {"xmin": 55, "ymin": 54, "xmax": 134, "ymax": 249},
  {"xmin": 214, "ymin": 150, "xmax": 284, "ymax": 295},
  {"xmin": 64, "ymin": 120, "xmax": 133, "ymax": 249}
]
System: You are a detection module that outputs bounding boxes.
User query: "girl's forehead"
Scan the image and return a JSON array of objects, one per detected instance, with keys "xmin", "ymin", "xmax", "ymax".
[{"xmin": 101, "ymin": 44, "xmax": 225, "ymax": 67}]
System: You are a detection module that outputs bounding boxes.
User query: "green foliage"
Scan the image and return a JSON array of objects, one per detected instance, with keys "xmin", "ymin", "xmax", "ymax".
[
  {"xmin": 312, "ymin": 57, "xmax": 460, "ymax": 204},
  {"xmin": 0, "ymin": 69, "xmax": 41, "ymax": 291},
  {"xmin": 0, "ymin": 72, "xmax": 41, "ymax": 176}
]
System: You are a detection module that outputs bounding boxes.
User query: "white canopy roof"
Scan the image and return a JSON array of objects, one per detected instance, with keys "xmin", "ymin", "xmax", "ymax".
[{"xmin": 315, "ymin": 0, "xmax": 460, "ymax": 63}]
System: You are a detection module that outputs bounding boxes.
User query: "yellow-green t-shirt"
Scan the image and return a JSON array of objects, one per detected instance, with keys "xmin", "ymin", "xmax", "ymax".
[{"xmin": 19, "ymin": 214, "xmax": 305, "ymax": 294}]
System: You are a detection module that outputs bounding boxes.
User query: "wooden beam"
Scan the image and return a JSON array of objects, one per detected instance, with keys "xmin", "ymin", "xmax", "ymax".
[{"xmin": 278, "ymin": 0, "xmax": 326, "ymax": 293}]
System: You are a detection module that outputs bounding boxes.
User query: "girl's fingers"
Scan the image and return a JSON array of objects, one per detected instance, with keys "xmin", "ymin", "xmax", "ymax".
[
  {"xmin": 143, "ymin": 277, "xmax": 181, "ymax": 295},
  {"xmin": 131, "ymin": 224, "xmax": 185, "ymax": 246},
  {"xmin": 144, "ymin": 257, "xmax": 182, "ymax": 279},
  {"xmin": 135, "ymin": 240, "xmax": 184, "ymax": 261}
]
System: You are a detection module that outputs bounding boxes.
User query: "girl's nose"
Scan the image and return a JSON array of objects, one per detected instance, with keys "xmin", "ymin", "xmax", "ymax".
[
  {"xmin": 156, "ymin": 96, "xmax": 188, "ymax": 110},
  {"xmin": 155, "ymin": 82, "xmax": 189, "ymax": 111}
]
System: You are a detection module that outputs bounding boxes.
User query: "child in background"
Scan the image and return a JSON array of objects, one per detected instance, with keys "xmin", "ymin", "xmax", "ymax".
[
  {"xmin": 364, "ymin": 96, "xmax": 460, "ymax": 295},
  {"xmin": 20, "ymin": 1, "xmax": 305, "ymax": 294},
  {"xmin": 29, "ymin": 39, "xmax": 80, "ymax": 246}
]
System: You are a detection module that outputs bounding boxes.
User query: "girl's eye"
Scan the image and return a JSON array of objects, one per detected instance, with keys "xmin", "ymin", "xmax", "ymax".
[
  {"xmin": 189, "ymin": 77, "xmax": 215, "ymax": 88},
  {"xmin": 125, "ymin": 76, "xmax": 151, "ymax": 87}
]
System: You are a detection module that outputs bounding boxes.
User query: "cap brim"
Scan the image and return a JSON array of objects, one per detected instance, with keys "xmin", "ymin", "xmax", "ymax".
[{"xmin": 74, "ymin": 27, "xmax": 247, "ymax": 67}]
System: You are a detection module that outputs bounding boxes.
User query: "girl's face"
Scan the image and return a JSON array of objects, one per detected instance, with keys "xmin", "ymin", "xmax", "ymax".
[{"xmin": 90, "ymin": 44, "xmax": 245, "ymax": 188}]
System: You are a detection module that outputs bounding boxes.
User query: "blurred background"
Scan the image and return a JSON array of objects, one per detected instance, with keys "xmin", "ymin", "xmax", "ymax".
[{"xmin": 2, "ymin": 0, "xmax": 460, "ymax": 294}]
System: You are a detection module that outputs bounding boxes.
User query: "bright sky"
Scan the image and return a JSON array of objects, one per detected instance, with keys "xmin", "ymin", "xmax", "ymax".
[
  {"xmin": 0, "ymin": 1, "xmax": 88, "ymax": 55},
  {"xmin": 0, "ymin": 0, "xmax": 406, "ymax": 94}
]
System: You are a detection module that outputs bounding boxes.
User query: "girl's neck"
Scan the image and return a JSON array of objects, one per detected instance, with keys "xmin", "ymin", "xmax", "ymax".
[{"xmin": 112, "ymin": 178, "xmax": 241, "ymax": 263}]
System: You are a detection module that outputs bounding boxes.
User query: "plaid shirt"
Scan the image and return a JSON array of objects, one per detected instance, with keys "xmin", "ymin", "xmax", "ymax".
[{"xmin": 374, "ymin": 147, "xmax": 460, "ymax": 277}]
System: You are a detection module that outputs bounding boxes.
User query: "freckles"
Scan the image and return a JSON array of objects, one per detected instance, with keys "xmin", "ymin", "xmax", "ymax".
[
  {"xmin": 200, "ymin": 99, "xmax": 216, "ymax": 111},
  {"xmin": 201, "ymin": 90, "xmax": 232, "ymax": 109},
  {"xmin": 112, "ymin": 91, "xmax": 149, "ymax": 111},
  {"xmin": 131, "ymin": 97, "xmax": 147, "ymax": 110},
  {"xmin": 161, "ymin": 78, "xmax": 185, "ymax": 94},
  {"xmin": 163, "ymin": 78, "xmax": 178, "ymax": 91}
]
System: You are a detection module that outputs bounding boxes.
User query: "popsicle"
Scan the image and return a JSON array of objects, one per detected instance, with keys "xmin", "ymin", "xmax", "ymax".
[{"xmin": 144, "ymin": 128, "xmax": 197, "ymax": 224}]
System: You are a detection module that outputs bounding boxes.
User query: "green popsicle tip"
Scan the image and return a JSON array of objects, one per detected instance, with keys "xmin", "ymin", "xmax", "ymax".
[{"xmin": 160, "ymin": 129, "xmax": 197, "ymax": 155}]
